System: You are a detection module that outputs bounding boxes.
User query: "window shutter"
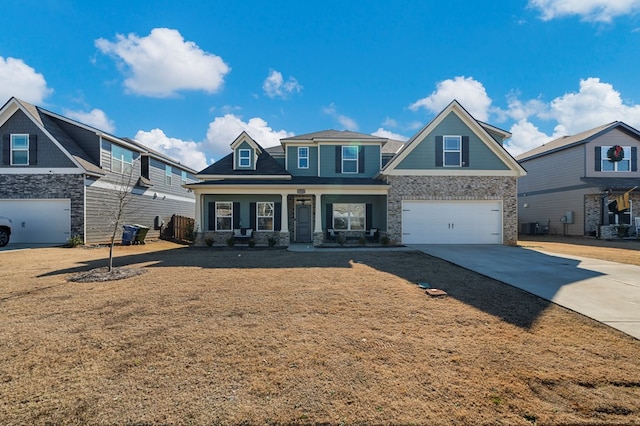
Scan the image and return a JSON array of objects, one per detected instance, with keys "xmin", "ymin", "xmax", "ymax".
[
  {"xmin": 595, "ymin": 146, "xmax": 601, "ymax": 171},
  {"xmin": 358, "ymin": 146, "xmax": 365, "ymax": 173},
  {"xmin": 632, "ymin": 147, "xmax": 637, "ymax": 172},
  {"xmin": 435, "ymin": 136, "xmax": 443, "ymax": 167},
  {"xmin": 208, "ymin": 202, "xmax": 215, "ymax": 230},
  {"xmin": 366, "ymin": 204, "xmax": 372, "ymax": 230},
  {"xmin": 335, "ymin": 146, "xmax": 342, "ymax": 173},
  {"xmin": 274, "ymin": 202, "xmax": 282, "ymax": 231},
  {"xmin": 2, "ymin": 135, "xmax": 9, "ymax": 165},
  {"xmin": 29, "ymin": 134, "xmax": 37, "ymax": 165},
  {"xmin": 233, "ymin": 202, "xmax": 241, "ymax": 229},
  {"xmin": 462, "ymin": 136, "xmax": 469, "ymax": 167},
  {"xmin": 249, "ymin": 202, "xmax": 256, "ymax": 230},
  {"xmin": 326, "ymin": 203, "xmax": 333, "ymax": 229}
]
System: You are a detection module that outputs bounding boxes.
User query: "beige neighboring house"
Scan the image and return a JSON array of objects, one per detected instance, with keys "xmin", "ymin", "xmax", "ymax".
[{"xmin": 516, "ymin": 121, "xmax": 640, "ymax": 238}]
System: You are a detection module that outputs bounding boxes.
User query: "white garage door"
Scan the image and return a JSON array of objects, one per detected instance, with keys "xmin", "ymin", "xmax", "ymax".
[
  {"xmin": 0, "ymin": 199, "xmax": 71, "ymax": 244},
  {"xmin": 402, "ymin": 200, "xmax": 502, "ymax": 244}
]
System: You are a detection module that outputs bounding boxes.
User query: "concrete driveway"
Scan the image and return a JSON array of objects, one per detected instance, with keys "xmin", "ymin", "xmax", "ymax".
[{"xmin": 410, "ymin": 244, "xmax": 640, "ymax": 340}]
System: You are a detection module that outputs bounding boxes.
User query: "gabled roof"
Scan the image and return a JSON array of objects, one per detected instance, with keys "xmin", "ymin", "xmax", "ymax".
[
  {"xmin": 381, "ymin": 100, "xmax": 525, "ymax": 176},
  {"xmin": 516, "ymin": 121, "xmax": 640, "ymax": 162},
  {"xmin": 281, "ymin": 129, "xmax": 387, "ymax": 143}
]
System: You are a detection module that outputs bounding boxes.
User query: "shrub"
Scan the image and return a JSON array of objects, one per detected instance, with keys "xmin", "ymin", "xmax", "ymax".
[
  {"xmin": 337, "ymin": 235, "xmax": 346, "ymax": 246},
  {"xmin": 226, "ymin": 237, "xmax": 235, "ymax": 247},
  {"xmin": 204, "ymin": 237, "xmax": 214, "ymax": 247},
  {"xmin": 267, "ymin": 236, "xmax": 277, "ymax": 247},
  {"xmin": 614, "ymin": 224, "xmax": 630, "ymax": 238},
  {"xmin": 358, "ymin": 236, "xmax": 367, "ymax": 246},
  {"xmin": 248, "ymin": 238, "xmax": 256, "ymax": 248},
  {"xmin": 66, "ymin": 235, "xmax": 83, "ymax": 248},
  {"xmin": 380, "ymin": 235, "xmax": 391, "ymax": 246}
]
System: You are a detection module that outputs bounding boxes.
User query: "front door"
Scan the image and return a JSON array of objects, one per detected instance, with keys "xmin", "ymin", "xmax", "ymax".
[{"xmin": 295, "ymin": 205, "xmax": 312, "ymax": 242}]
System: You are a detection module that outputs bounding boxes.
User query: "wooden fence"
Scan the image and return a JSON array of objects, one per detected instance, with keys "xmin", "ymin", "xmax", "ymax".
[{"xmin": 167, "ymin": 214, "xmax": 195, "ymax": 242}]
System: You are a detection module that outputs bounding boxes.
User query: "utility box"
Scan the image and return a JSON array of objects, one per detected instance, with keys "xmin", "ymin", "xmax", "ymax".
[{"xmin": 565, "ymin": 211, "xmax": 574, "ymax": 224}]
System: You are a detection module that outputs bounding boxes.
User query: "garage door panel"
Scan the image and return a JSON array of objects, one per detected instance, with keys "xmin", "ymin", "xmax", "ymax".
[
  {"xmin": 402, "ymin": 201, "xmax": 501, "ymax": 244},
  {"xmin": 0, "ymin": 199, "xmax": 71, "ymax": 244}
]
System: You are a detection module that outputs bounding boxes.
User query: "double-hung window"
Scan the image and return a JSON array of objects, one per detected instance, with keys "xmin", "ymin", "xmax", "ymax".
[
  {"xmin": 10, "ymin": 134, "xmax": 29, "ymax": 165},
  {"xmin": 181, "ymin": 170, "xmax": 187, "ymax": 184},
  {"xmin": 601, "ymin": 146, "xmax": 631, "ymax": 172},
  {"xmin": 333, "ymin": 203, "xmax": 365, "ymax": 231},
  {"xmin": 257, "ymin": 202, "xmax": 274, "ymax": 231},
  {"xmin": 165, "ymin": 164, "xmax": 172, "ymax": 185},
  {"xmin": 215, "ymin": 202, "xmax": 233, "ymax": 231},
  {"xmin": 298, "ymin": 147, "xmax": 309, "ymax": 169},
  {"xmin": 239, "ymin": 149, "xmax": 251, "ymax": 167},
  {"xmin": 342, "ymin": 146, "xmax": 358, "ymax": 173},
  {"xmin": 111, "ymin": 144, "xmax": 134, "ymax": 175},
  {"xmin": 443, "ymin": 136, "xmax": 462, "ymax": 167}
]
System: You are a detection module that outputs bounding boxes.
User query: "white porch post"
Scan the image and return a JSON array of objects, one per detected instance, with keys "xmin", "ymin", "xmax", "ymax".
[
  {"xmin": 280, "ymin": 192, "xmax": 289, "ymax": 232},
  {"xmin": 194, "ymin": 192, "xmax": 203, "ymax": 234},
  {"xmin": 313, "ymin": 192, "xmax": 323, "ymax": 233}
]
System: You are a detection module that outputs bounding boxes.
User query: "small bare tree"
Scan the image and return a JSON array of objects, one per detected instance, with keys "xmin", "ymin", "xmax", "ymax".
[{"xmin": 106, "ymin": 163, "xmax": 138, "ymax": 272}]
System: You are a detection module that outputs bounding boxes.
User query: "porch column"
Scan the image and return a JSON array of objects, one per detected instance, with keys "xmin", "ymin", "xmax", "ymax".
[
  {"xmin": 313, "ymin": 192, "xmax": 323, "ymax": 232},
  {"xmin": 194, "ymin": 192, "xmax": 203, "ymax": 234},
  {"xmin": 280, "ymin": 192, "xmax": 289, "ymax": 232}
]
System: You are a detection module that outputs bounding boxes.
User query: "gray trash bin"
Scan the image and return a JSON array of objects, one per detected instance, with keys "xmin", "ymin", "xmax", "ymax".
[{"xmin": 133, "ymin": 224, "xmax": 150, "ymax": 244}]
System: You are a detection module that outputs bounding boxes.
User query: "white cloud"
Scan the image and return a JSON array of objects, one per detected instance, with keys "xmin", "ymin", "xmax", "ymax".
[
  {"xmin": 323, "ymin": 103, "xmax": 358, "ymax": 131},
  {"xmin": 205, "ymin": 114, "xmax": 294, "ymax": 161},
  {"xmin": 96, "ymin": 28, "xmax": 230, "ymax": 97},
  {"xmin": 65, "ymin": 108, "xmax": 115, "ymax": 133},
  {"xmin": 263, "ymin": 69, "xmax": 302, "ymax": 99},
  {"xmin": 504, "ymin": 119, "xmax": 557, "ymax": 156},
  {"xmin": 134, "ymin": 129, "xmax": 208, "ymax": 171},
  {"xmin": 409, "ymin": 76, "xmax": 492, "ymax": 122},
  {"xmin": 0, "ymin": 57, "xmax": 53, "ymax": 104},
  {"xmin": 371, "ymin": 128, "xmax": 409, "ymax": 141},
  {"xmin": 528, "ymin": 0, "xmax": 640, "ymax": 22}
]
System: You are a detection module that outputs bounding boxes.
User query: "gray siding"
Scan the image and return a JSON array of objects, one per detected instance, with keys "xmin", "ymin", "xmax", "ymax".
[
  {"xmin": 201, "ymin": 194, "xmax": 280, "ymax": 231},
  {"xmin": 318, "ymin": 144, "xmax": 381, "ymax": 178},
  {"xmin": 286, "ymin": 145, "xmax": 318, "ymax": 176},
  {"xmin": 321, "ymin": 194, "xmax": 386, "ymax": 230},
  {"xmin": 47, "ymin": 115, "xmax": 102, "ymax": 163},
  {"xmin": 0, "ymin": 110, "xmax": 76, "ymax": 168},
  {"xmin": 585, "ymin": 129, "xmax": 640, "ymax": 178},
  {"xmin": 397, "ymin": 113, "xmax": 508, "ymax": 170},
  {"xmin": 517, "ymin": 144, "xmax": 586, "ymax": 194}
]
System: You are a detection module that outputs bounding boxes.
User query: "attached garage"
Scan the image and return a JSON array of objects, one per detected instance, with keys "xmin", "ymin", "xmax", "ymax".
[
  {"xmin": 0, "ymin": 199, "xmax": 71, "ymax": 244},
  {"xmin": 402, "ymin": 200, "xmax": 502, "ymax": 244}
]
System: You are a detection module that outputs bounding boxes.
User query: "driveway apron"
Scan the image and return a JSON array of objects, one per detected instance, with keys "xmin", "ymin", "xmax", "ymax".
[{"xmin": 410, "ymin": 244, "xmax": 640, "ymax": 340}]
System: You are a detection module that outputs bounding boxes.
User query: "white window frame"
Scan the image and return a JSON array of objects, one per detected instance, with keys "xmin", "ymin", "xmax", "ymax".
[
  {"xmin": 239, "ymin": 149, "xmax": 251, "ymax": 167},
  {"xmin": 298, "ymin": 147, "xmax": 309, "ymax": 169},
  {"xmin": 215, "ymin": 201, "xmax": 233, "ymax": 231},
  {"xmin": 165, "ymin": 164, "xmax": 172, "ymax": 185},
  {"xmin": 333, "ymin": 203, "xmax": 365, "ymax": 231},
  {"xmin": 257, "ymin": 201, "xmax": 274, "ymax": 231},
  {"xmin": 111, "ymin": 144, "xmax": 134, "ymax": 175},
  {"xmin": 443, "ymin": 135, "xmax": 462, "ymax": 167},
  {"xmin": 601, "ymin": 146, "xmax": 631, "ymax": 172},
  {"xmin": 10, "ymin": 134, "xmax": 29, "ymax": 166},
  {"xmin": 181, "ymin": 170, "xmax": 187, "ymax": 184},
  {"xmin": 342, "ymin": 146, "xmax": 358, "ymax": 174}
]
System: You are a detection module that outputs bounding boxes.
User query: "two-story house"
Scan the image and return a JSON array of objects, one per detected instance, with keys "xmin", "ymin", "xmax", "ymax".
[
  {"xmin": 517, "ymin": 121, "xmax": 640, "ymax": 237},
  {"xmin": 188, "ymin": 100, "xmax": 526, "ymax": 246},
  {"xmin": 0, "ymin": 97, "xmax": 198, "ymax": 245}
]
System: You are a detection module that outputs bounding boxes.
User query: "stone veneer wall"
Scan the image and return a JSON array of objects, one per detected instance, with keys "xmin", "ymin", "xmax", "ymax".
[
  {"xmin": 0, "ymin": 174, "xmax": 85, "ymax": 240},
  {"xmin": 385, "ymin": 175, "xmax": 519, "ymax": 245},
  {"xmin": 586, "ymin": 193, "xmax": 639, "ymax": 237}
]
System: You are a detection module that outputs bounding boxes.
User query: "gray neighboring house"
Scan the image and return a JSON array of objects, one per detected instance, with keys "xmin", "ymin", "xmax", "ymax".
[
  {"xmin": 187, "ymin": 100, "xmax": 526, "ymax": 246},
  {"xmin": 516, "ymin": 121, "xmax": 640, "ymax": 238},
  {"xmin": 0, "ymin": 97, "xmax": 198, "ymax": 245}
]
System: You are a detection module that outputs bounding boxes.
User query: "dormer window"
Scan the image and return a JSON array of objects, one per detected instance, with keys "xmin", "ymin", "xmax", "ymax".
[
  {"xmin": 239, "ymin": 149, "xmax": 251, "ymax": 167},
  {"xmin": 342, "ymin": 146, "xmax": 358, "ymax": 173},
  {"xmin": 298, "ymin": 147, "xmax": 309, "ymax": 169}
]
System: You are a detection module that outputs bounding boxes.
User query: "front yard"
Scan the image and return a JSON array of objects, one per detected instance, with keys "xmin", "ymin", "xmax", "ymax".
[{"xmin": 1, "ymin": 241, "xmax": 639, "ymax": 425}]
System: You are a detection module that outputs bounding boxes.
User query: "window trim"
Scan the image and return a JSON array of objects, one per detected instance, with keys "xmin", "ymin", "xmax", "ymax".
[
  {"xmin": 341, "ymin": 146, "xmax": 358, "ymax": 174},
  {"xmin": 165, "ymin": 164, "xmax": 172, "ymax": 185},
  {"xmin": 10, "ymin": 134, "xmax": 29, "ymax": 166},
  {"xmin": 257, "ymin": 201, "xmax": 275, "ymax": 231},
  {"xmin": 601, "ymin": 145, "xmax": 631, "ymax": 172},
  {"xmin": 332, "ymin": 203, "xmax": 365, "ymax": 231},
  {"xmin": 111, "ymin": 144, "xmax": 134, "ymax": 175},
  {"xmin": 298, "ymin": 147, "xmax": 309, "ymax": 169},
  {"xmin": 609, "ymin": 200, "xmax": 633, "ymax": 225},
  {"xmin": 238, "ymin": 149, "xmax": 251, "ymax": 168},
  {"xmin": 443, "ymin": 135, "xmax": 462, "ymax": 167},
  {"xmin": 215, "ymin": 201, "xmax": 233, "ymax": 231}
]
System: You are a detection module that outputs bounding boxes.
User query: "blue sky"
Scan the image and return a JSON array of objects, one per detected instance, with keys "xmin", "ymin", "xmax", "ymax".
[{"xmin": 2, "ymin": 0, "xmax": 640, "ymax": 171}]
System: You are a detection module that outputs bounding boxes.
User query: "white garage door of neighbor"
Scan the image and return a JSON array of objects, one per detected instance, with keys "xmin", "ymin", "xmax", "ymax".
[
  {"xmin": 402, "ymin": 200, "xmax": 502, "ymax": 244},
  {"xmin": 0, "ymin": 199, "xmax": 71, "ymax": 244}
]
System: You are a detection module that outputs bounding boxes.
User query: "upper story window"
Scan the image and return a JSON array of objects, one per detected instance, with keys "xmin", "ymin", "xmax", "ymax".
[
  {"xmin": 141, "ymin": 156, "xmax": 150, "ymax": 179},
  {"xmin": 443, "ymin": 135, "xmax": 462, "ymax": 167},
  {"xmin": 215, "ymin": 201, "xmax": 233, "ymax": 231},
  {"xmin": 10, "ymin": 134, "xmax": 29, "ymax": 165},
  {"xmin": 112, "ymin": 144, "xmax": 134, "ymax": 175},
  {"xmin": 601, "ymin": 146, "xmax": 631, "ymax": 172},
  {"xmin": 298, "ymin": 147, "xmax": 309, "ymax": 169},
  {"xmin": 239, "ymin": 149, "xmax": 251, "ymax": 167},
  {"xmin": 257, "ymin": 202, "xmax": 274, "ymax": 231},
  {"xmin": 181, "ymin": 170, "xmax": 187, "ymax": 184},
  {"xmin": 165, "ymin": 164, "xmax": 172, "ymax": 185},
  {"xmin": 342, "ymin": 146, "xmax": 358, "ymax": 173}
]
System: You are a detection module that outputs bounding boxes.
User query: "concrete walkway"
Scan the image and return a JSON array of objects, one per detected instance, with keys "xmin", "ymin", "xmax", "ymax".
[{"xmin": 410, "ymin": 244, "xmax": 640, "ymax": 340}]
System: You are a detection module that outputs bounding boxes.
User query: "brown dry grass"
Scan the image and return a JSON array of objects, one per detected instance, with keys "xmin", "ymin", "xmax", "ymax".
[{"xmin": 1, "ymin": 239, "xmax": 640, "ymax": 425}]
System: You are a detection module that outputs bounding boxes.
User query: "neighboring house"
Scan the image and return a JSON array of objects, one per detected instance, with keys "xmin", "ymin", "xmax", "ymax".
[
  {"xmin": 187, "ymin": 100, "xmax": 525, "ymax": 246},
  {"xmin": 516, "ymin": 121, "xmax": 640, "ymax": 238},
  {"xmin": 0, "ymin": 97, "xmax": 198, "ymax": 245}
]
